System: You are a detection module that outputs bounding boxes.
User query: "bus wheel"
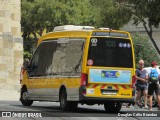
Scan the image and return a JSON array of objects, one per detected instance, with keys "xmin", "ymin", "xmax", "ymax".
[
  {"xmin": 60, "ymin": 90, "xmax": 78, "ymax": 111},
  {"xmin": 60, "ymin": 89, "xmax": 70, "ymax": 111},
  {"xmin": 104, "ymin": 102, "xmax": 122, "ymax": 113},
  {"xmin": 20, "ymin": 89, "xmax": 33, "ymax": 106}
]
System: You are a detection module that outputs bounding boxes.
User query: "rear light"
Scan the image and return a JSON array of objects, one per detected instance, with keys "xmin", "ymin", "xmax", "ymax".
[
  {"xmin": 22, "ymin": 69, "xmax": 25, "ymax": 74},
  {"xmin": 81, "ymin": 73, "xmax": 87, "ymax": 86},
  {"xmin": 20, "ymin": 65, "xmax": 25, "ymax": 83},
  {"xmin": 132, "ymin": 75, "xmax": 136, "ymax": 88}
]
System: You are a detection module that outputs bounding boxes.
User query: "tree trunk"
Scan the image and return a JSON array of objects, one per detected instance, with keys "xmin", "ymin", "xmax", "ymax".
[{"xmin": 143, "ymin": 21, "xmax": 160, "ymax": 57}]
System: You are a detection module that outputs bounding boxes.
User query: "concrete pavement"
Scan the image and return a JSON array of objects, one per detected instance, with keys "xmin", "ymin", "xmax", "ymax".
[{"xmin": 0, "ymin": 90, "xmax": 20, "ymax": 101}]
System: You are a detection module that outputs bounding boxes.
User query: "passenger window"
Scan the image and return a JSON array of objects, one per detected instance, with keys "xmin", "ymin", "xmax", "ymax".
[
  {"xmin": 65, "ymin": 39, "xmax": 84, "ymax": 76},
  {"xmin": 28, "ymin": 41, "xmax": 57, "ymax": 77},
  {"xmin": 28, "ymin": 44, "xmax": 43, "ymax": 77},
  {"xmin": 46, "ymin": 38, "xmax": 85, "ymax": 76},
  {"xmin": 47, "ymin": 42, "xmax": 68, "ymax": 75}
]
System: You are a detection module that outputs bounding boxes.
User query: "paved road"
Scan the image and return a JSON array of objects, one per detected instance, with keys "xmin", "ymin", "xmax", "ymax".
[{"xmin": 0, "ymin": 101, "xmax": 160, "ymax": 120}]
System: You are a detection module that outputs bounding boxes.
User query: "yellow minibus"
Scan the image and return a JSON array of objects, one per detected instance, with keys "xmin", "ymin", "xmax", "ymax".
[{"xmin": 20, "ymin": 25, "xmax": 136, "ymax": 112}]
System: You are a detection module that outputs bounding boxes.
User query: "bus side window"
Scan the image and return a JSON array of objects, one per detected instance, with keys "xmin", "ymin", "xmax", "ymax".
[
  {"xmin": 28, "ymin": 44, "xmax": 43, "ymax": 77},
  {"xmin": 46, "ymin": 39, "xmax": 85, "ymax": 76},
  {"xmin": 36, "ymin": 41, "xmax": 56, "ymax": 76},
  {"xmin": 65, "ymin": 39, "xmax": 84, "ymax": 76},
  {"xmin": 28, "ymin": 41, "xmax": 57, "ymax": 77},
  {"xmin": 47, "ymin": 42, "xmax": 67, "ymax": 76}
]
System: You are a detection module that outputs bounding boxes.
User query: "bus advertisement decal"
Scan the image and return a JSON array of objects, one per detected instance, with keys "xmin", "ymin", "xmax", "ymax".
[{"xmin": 89, "ymin": 69, "xmax": 131, "ymax": 84}]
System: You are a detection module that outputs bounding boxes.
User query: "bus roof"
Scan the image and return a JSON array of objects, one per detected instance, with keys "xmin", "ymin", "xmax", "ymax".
[
  {"xmin": 53, "ymin": 25, "xmax": 95, "ymax": 31},
  {"xmin": 37, "ymin": 25, "xmax": 131, "ymax": 46}
]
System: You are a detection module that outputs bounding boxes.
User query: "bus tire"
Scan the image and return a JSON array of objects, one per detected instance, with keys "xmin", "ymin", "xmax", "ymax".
[
  {"xmin": 20, "ymin": 88, "xmax": 33, "ymax": 106},
  {"xmin": 60, "ymin": 89, "xmax": 78, "ymax": 111},
  {"xmin": 104, "ymin": 102, "xmax": 122, "ymax": 113},
  {"xmin": 60, "ymin": 89, "xmax": 71, "ymax": 111}
]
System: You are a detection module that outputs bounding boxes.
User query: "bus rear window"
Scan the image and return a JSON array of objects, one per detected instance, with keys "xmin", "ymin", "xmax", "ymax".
[{"xmin": 87, "ymin": 37, "xmax": 133, "ymax": 68}]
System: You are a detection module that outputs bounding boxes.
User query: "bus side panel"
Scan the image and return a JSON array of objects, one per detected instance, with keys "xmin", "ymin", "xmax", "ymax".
[{"xmin": 61, "ymin": 77, "xmax": 81, "ymax": 101}]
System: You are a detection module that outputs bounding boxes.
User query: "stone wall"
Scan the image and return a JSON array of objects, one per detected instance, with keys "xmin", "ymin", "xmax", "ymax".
[{"xmin": 0, "ymin": 0, "xmax": 23, "ymax": 100}]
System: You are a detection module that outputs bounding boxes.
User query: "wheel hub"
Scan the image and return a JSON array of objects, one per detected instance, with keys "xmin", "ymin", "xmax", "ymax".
[{"xmin": 22, "ymin": 92, "xmax": 29, "ymax": 101}]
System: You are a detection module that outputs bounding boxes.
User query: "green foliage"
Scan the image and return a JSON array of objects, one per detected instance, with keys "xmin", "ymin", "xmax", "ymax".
[
  {"xmin": 124, "ymin": 0, "xmax": 160, "ymax": 55},
  {"xmin": 21, "ymin": 0, "xmax": 96, "ymax": 40},
  {"xmin": 21, "ymin": 0, "xmax": 56, "ymax": 40},
  {"xmin": 21, "ymin": 0, "xmax": 132, "ymax": 40},
  {"xmin": 127, "ymin": 0, "xmax": 160, "ymax": 28},
  {"xmin": 90, "ymin": 0, "xmax": 132, "ymax": 29},
  {"xmin": 24, "ymin": 51, "xmax": 32, "ymax": 59},
  {"xmin": 132, "ymin": 33, "xmax": 160, "ymax": 67}
]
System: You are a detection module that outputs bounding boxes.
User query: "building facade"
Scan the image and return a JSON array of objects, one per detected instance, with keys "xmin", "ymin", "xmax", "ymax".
[{"xmin": 0, "ymin": 0, "xmax": 23, "ymax": 100}]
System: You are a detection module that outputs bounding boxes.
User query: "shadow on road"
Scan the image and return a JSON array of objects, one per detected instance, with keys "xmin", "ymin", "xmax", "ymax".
[
  {"xmin": 10, "ymin": 102, "xmax": 119, "ymax": 117},
  {"xmin": 4, "ymin": 101, "xmax": 160, "ymax": 117}
]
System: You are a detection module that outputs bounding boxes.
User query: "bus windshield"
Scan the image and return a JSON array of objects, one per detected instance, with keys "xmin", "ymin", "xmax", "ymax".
[{"xmin": 87, "ymin": 37, "xmax": 133, "ymax": 68}]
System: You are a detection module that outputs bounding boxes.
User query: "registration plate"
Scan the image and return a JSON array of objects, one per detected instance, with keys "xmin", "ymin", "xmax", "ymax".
[{"xmin": 101, "ymin": 90, "xmax": 117, "ymax": 95}]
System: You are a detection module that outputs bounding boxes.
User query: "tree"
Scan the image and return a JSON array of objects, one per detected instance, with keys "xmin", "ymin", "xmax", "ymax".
[
  {"xmin": 21, "ymin": 0, "xmax": 96, "ymax": 41},
  {"xmin": 21, "ymin": 0, "xmax": 57, "ymax": 40},
  {"xmin": 90, "ymin": 0, "xmax": 132, "ymax": 29},
  {"xmin": 123, "ymin": 0, "xmax": 160, "ymax": 56},
  {"xmin": 132, "ymin": 33, "xmax": 160, "ymax": 67}
]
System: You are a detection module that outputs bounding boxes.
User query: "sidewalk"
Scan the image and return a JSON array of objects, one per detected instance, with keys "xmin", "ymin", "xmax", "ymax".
[
  {"xmin": 122, "ymin": 104, "xmax": 160, "ymax": 111},
  {"xmin": 0, "ymin": 90, "xmax": 20, "ymax": 101}
]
